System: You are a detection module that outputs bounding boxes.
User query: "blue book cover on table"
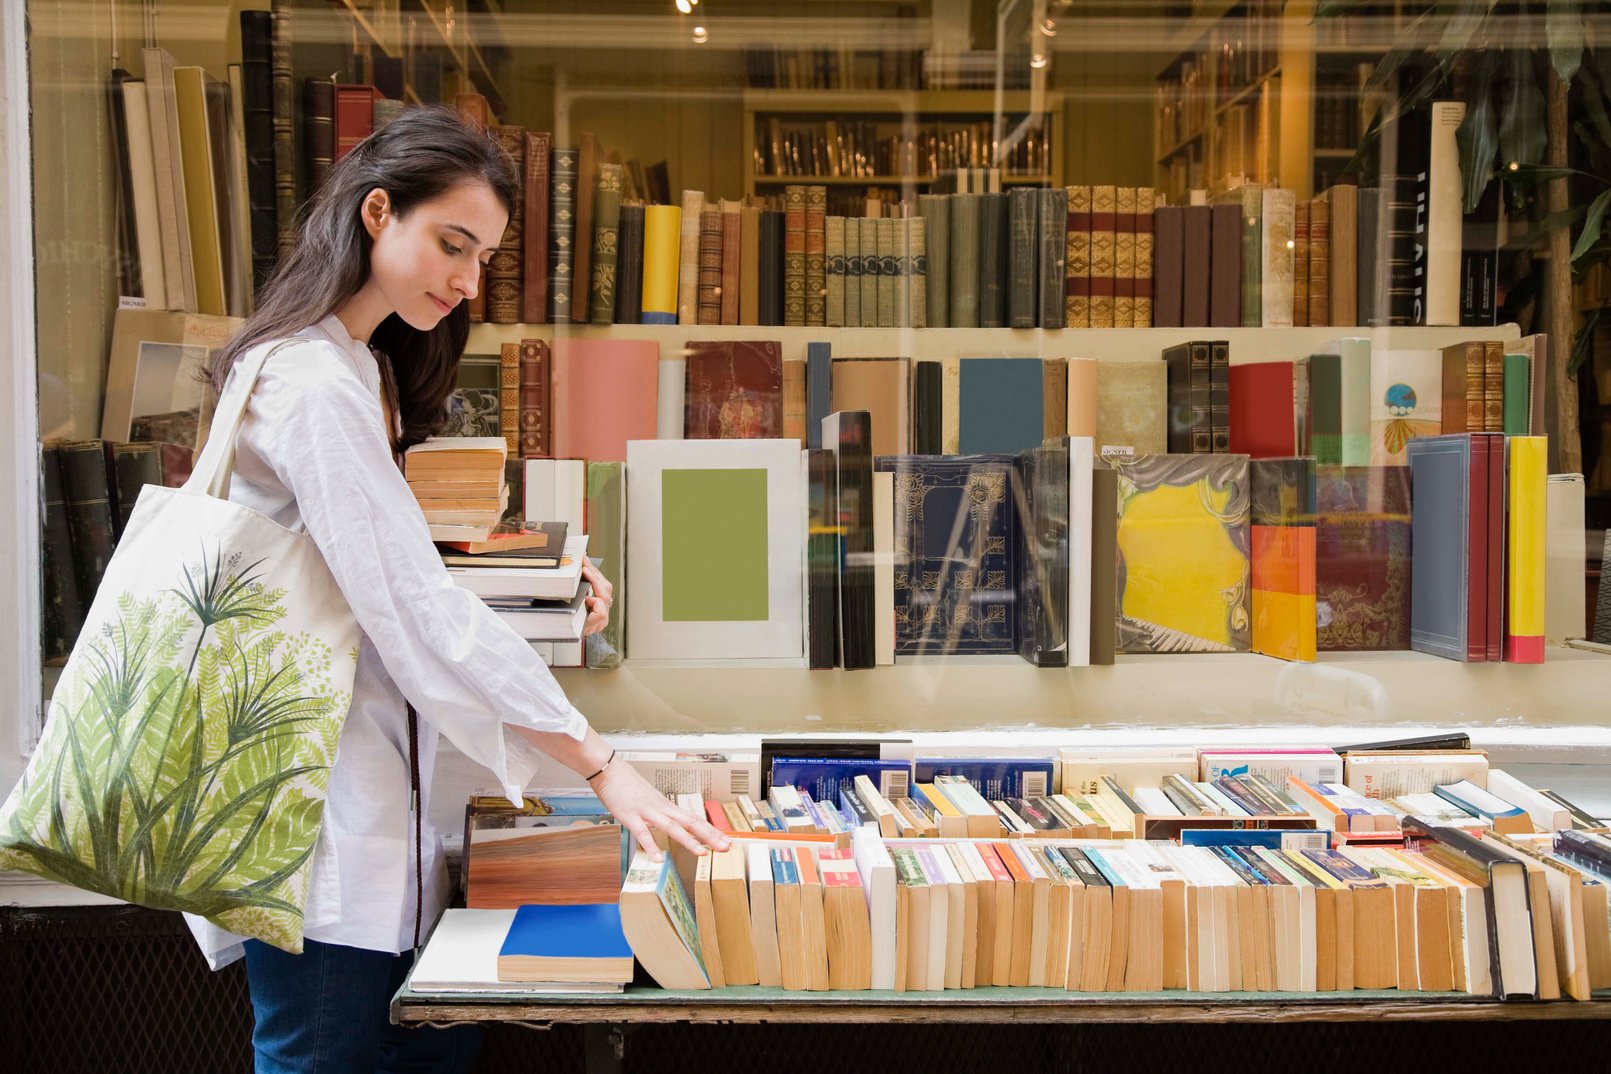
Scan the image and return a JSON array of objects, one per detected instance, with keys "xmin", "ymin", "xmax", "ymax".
[
  {"xmin": 770, "ymin": 757, "xmax": 910, "ymax": 803},
  {"xmin": 497, "ymin": 903, "xmax": 632, "ymax": 960},
  {"xmin": 1179, "ymin": 828, "xmax": 1332, "ymax": 850},
  {"xmin": 914, "ymin": 758, "xmax": 1056, "ymax": 800}
]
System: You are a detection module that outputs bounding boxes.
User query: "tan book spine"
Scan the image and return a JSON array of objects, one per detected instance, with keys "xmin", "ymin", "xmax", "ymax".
[
  {"xmin": 499, "ymin": 342, "xmax": 521, "ymax": 456},
  {"xmin": 1482, "ymin": 341, "xmax": 1505, "ymax": 431},
  {"xmin": 1308, "ymin": 196, "xmax": 1330, "ymax": 327},
  {"xmin": 1088, "ymin": 185, "xmax": 1117, "ymax": 328},
  {"xmin": 677, "ymin": 189, "xmax": 705, "ymax": 325},
  {"xmin": 1293, "ymin": 198, "xmax": 1310, "ymax": 327},
  {"xmin": 1113, "ymin": 185, "xmax": 1137, "ymax": 329},
  {"xmin": 805, "ymin": 185, "xmax": 828, "ymax": 326},
  {"xmin": 720, "ymin": 200, "xmax": 742, "ymax": 326},
  {"xmin": 1325, "ymin": 184, "xmax": 1357, "ymax": 326},
  {"xmin": 697, "ymin": 209, "xmax": 723, "ymax": 326},
  {"xmin": 782, "ymin": 358, "xmax": 806, "ymax": 444},
  {"xmin": 1066, "ymin": 185, "xmax": 1092, "ymax": 327},
  {"xmin": 1134, "ymin": 188, "xmax": 1156, "ymax": 328}
]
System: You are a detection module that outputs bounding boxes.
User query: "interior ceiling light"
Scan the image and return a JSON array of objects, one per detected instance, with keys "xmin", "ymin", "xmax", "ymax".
[
  {"xmin": 675, "ymin": 0, "xmax": 692, "ymax": 13},
  {"xmin": 692, "ymin": 25, "xmax": 709, "ymax": 43},
  {"xmin": 1029, "ymin": 53, "xmax": 1048, "ymax": 69},
  {"xmin": 1040, "ymin": 17, "xmax": 1057, "ymax": 36}
]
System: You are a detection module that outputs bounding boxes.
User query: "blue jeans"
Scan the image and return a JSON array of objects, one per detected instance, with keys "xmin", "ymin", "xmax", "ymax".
[{"xmin": 243, "ymin": 938, "xmax": 483, "ymax": 1074}]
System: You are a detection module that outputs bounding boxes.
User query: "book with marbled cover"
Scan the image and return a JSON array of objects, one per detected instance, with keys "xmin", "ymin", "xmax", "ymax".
[
  {"xmin": 683, "ymin": 339, "xmax": 783, "ymax": 439},
  {"xmin": 1314, "ymin": 464, "xmax": 1412, "ymax": 651}
]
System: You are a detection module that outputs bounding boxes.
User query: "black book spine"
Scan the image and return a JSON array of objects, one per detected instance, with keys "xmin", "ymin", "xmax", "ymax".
[
  {"xmin": 302, "ymin": 76, "xmax": 335, "ymax": 201},
  {"xmin": 1383, "ymin": 174, "xmax": 1421, "ymax": 326},
  {"xmin": 240, "ymin": 10, "xmax": 278, "ymax": 292},
  {"xmin": 1163, "ymin": 344, "xmax": 1192, "ymax": 454},
  {"xmin": 807, "ymin": 448, "xmax": 839, "ymax": 669},
  {"xmin": 1357, "ymin": 185, "xmax": 1381, "ymax": 326},
  {"xmin": 40, "ymin": 446, "xmax": 83, "ymax": 661},
  {"xmin": 978, "ymin": 192, "xmax": 1008, "ymax": 328},
  {"xmin": 829, "ymin": 411, "xmax": 875, "ymax": 670},
  {"xmin": 110, "ymin": 443, "xmax": 163, "ymax": 540},
  {"xmin": 107, "ymin": 70, "xmax": 141, "ymax": 299},
  {"xmin": 57, "ymin": 440, "xmax": 117, "ymax": 618},
  {"xmin": 1007, "ymin": 187, "xmax": 1038, "ymax": 329},
  {"xmin": 912, "ymin": 361, "xmax": 942, "ymax": 454},
  {"xmin": 758, "ymin": 209, "xmax": 784, "ymax": 327},
  {"xmin": 1209, "ymin": 340, "xmax": 1230, "ymax": 452},
  {"xmin": 615, "ymin": 203, "xmax": 645, "ymax": 325},
  {"xmin": 1038, "ymin": 187, "xmax": 1068, "ymax": 329}
]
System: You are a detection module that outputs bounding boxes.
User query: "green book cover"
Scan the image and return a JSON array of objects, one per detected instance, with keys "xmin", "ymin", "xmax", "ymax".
[
  {"xmin": 949, "ymin": 194, "xmax": 980, "ymax": 328},
  {"xmin": 584, "ymin": 461, "xmax": 625, "ymax": 668},
  {"xmin": 1503, "ymin": 352, "xmax": 1531, "ymax": 436},
  {"xmin": 588, "ymin": 163, "xmax": 623, "ymax": 325},
  {"xmin": 919, "ymin": 193, "xmax": 950, "ymax": 328}
]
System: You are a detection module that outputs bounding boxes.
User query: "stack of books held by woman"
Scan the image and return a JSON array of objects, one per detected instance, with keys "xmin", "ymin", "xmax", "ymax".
[
  {"xmin": 437, "ymin": 520, "xmax": 592, "ymax": 662},
  {"xmin": 404, "ymin": 437, "xmax": 510, "ymax": 541}
]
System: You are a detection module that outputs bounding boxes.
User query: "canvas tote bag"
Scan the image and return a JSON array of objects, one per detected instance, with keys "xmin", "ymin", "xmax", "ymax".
[{"xmin": 0, "ymin": 338, "xmax": 360, "ymax": 952}]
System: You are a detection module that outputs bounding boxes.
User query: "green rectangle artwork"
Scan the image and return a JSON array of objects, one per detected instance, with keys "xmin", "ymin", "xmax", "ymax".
[{"xmin": 661, "ymin": 468, "xmax": 769, "ymax": 621}]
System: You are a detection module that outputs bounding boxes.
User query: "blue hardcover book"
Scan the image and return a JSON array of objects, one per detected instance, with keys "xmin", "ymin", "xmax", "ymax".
[
  {"xmin": 770, "ymin": 757, "xmax": 910, "ymax": 805},
  {"xmin": 806, "ymin": 341, "xmax": 832, "ymax": 450},
  {"xmin": 914, "ymin": 758, "xmax": 1056, "ymax": 800},
  {"xmin": 958, "ymin": 357, "xmax": 1045, "ymax": 454},
  {"xmin": 1179, "ymin": 828, "xmax": 1332, "ymax": 850},
  {"xmin": 1406, "ymin": 434, "xmax": 1474, "ymax": 661},
  {"xmin": 873, "ymin": 455, "xmax": 1018, "ymax": 655},
  {"xmin": 496, "ymin": 903, "xmax": 634, "ymax": 982}
]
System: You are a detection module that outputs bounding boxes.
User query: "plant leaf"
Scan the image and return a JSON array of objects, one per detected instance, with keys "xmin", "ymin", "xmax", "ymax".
[
  {"xmin": 1499, "ymin": 47, "xmax": 1548, "ymax": 170},
  {"xmin": 1502, "ymin": 163, "xmax": 1599, "ymax": 185},
  {"xmin": 1459, "ymin": 51, "xmax": 1501, "ymax": 212},
  {"xmin": 1437, "ymin": 0, "xmax": 1500, "ymax": 57},
  {"xmin": 1569, "ymin": 308, "xmax": 1601, "ymax": 377},
  {"xmin": 1570, "ymin": 188, "xmax": 1611, "ymax": 262},
  {"xmin": 1546, "ymin": 0, "xmax": 1584, "ymax": 83}
]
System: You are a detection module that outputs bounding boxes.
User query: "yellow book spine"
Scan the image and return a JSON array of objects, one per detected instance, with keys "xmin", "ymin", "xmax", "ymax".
[
  {"xmin": 172, "ymin": 67, "xmax": 226, "ymax": 316},
  {"xmin": 1506, "ymin": 436, "xmax": 1547, "ymax": 662},
  {"xmin": 640, "ymin": 204, "xmax": 682, "ymax": 323}
]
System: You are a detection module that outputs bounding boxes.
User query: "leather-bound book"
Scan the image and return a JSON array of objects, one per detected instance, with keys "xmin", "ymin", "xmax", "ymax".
[
  {"xmin": 589, "ymin": 163, "xmax": 625, "ymax": 325},
  {"xmin": 110, "ymin": 442, "xmax": 162, "ymax": 539},
  {"xmin": 1133, "ymin": 188, "xmax": 1155, "ymax": 328},
  {"xmin": 1065, "ymin": 185, "xmax": 1092, "ymax": 327},
  {"xmin": 740, "ymin": 204, "xmax": 762, "ymax": 326},
  {"xmin": 573, "ymin": 133, "xmax": 598, "ymax": 313},
  {"xmin": 1439, "ymin": 342, "xmax": 1484, "ymax": 434},
  {"xmin": 1356, "ymin": 185, "xmax": 1381, "ymax": 326},
  {"xmin": 1208, "ymin": 203, "xmax": 1242, "ymax": 329},
  {"xmin": 825, "ymin": 410, "xmax": 875, "ymax": 670},
  {"xmin": 57, "ymin": 440, "xmax": 118, "ymax": 616},
  {"xmin": 718, "ymin": 198, "xmax": 741, "ymax": 326},
  {"xmin": 614, "ymin": 202, "xmax": 644, "ymax": 326},
  {"xmin": 269, "ymin": 0, "xmax": 297, "ymax": 258},
  {"xmin": 549, "ymin": 146, "xmax": 578, "ymax": 323},
  {"xmin": 978, "ymin": 192, "xmax": 1008, "ymax": 328},
  {"xmin": 1113, "ymin": 186, "xmax": 1136, "ymax": 328},
  {"xmin": 499, "ymin": 342, "xmax": 521, "ymax": 456},
  {"xmin": 805, "ymin": 185, "xmax": 827, "ymax": 326},
  {"xmin": 39, "ymin": 445, "xmax": 83, "ymax": 661},
  {"xmin": 1209, "ymin": 341, "xmax": 1230, "ymax": 453},
  {"xmin": 1292, "ymin": 198, "xmax": 1310, "ymax": 327},
  {"xmin": 697, "ymin": 208, "xmax": 723, "ymax": 326},
  {"xmin": 1260, "ymin": 187, "xmax": 1296, "ymax": 328},
  {"xmin": 783, "ymin": 185, "xmax": 807, "ymax": 326},
  {"xmin": 519, "ymin": 338, "xmax": 551, "ymax": 459},
  {"xmin": 1152, "ymin": 205, "xmax": 1184, "ymax": 328},
  {"xmin": 919, "ymin": 194, "xmax": 950, "ymax": 328},
  {"xmin": 1163, "ymin": 342, "xmax": 1212, "ymax": 454},
  {"xmin": 684, "ymin": 340, "xmax": 783, "ymax": 439},
  {"xmin": 912, "ymin": 361, "xmax": 942, "ymax": 454},
  {"xmin": 1038, "ymin": 187, "xmax": 1067, "ymax": 329},
  {"xmin": 877, "ymin": 217, "xmax": 899, "ymax": 328},
  {"xmin": 1308, "ymin": 196, "xmax": 1330, "ymax": 327},
  {"xmin": 239, "ymin": 11, "xmax": 277, "ymax": 292},
  {"xmin": 842, "ymin": 214, "xmax": 862, "ymax": 327},
  {"xmin": 302, "ymin": 75, "xmax": 335, "ymax": 201},
  {"xmin": 825, "ymin": 216, "xmax": 846, "ymax": 327},
  {"xmin": 949, "ymin": 194, "xmax": 980, "ymax": 327},
  {"xmin": 522, "ymin": 130, "xmax": 551, "ymax": 324},
  {"xmin": 1007, "ymin": 188, "xmax": 1038, "ymax": 329},
  {"xmin": 758, "ymin": 209, "xmax": 783, "ymax": 326},
  {"xmin": 333, "ymin": 84, "xmax": 379, "ymax": 160},
  {"xmin": 1481, "ymin": 340, "xmax": 1505, "ymax": 432},
  {"xmin": 677, "ymin": 189, "xmax": 705, "ymax": 325},
  {"xmin": 486, "ymin": 126, "xmax": 524, "ymax": 324},
  {"xmin": 1087, "ymin": 185, "xmax": 1117, "ymax": 328},
  {"xmin": 1321, "ymin": 183, "xmax": 1355, "ymax": 326},
  {"xmin": 1182, "ymin": 205, "xmax": 1211, "ymax": 328}
]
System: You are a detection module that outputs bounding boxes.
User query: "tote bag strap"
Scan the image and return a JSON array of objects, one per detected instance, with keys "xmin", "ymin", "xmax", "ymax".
[{"xmin": 185, "ymin": 337, "xmax": 311, "ymax": 500}]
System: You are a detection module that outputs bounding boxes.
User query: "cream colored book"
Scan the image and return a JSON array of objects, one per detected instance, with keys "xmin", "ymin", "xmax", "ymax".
[
  {"xmin": 619, "ymin": 848, "xmax": 711, "ymax": 990},
  {"xmin": 119, "ymin": 81, "xmax": 167, "ymax": 310},
  {"xmin": 1500, "ymin": 832, "xmax": 1609, "ymax": 993},
  {"xmin": 928, "ymin": 843, "xmax": 967, "ymax": 989},
  {"xmin": 955, "ymin": 842, "xmax": 996, "ymax": 989},
  {"xmin": 795, "ymin": 847, "xmax": 830, "ymax": 991},
  {"xmin": 710, "ymin": 845, "xmax": 758, "ymax": 985},
  {"xmin": 818, "ymin": 847, "xmax": 872, "ymax": 990},
  {"xmin": 850, "ymin": 827, "xmax": 898, "ymax": 990},
  {"xmin": 746, "ymin": 843, "xmax": 782, "ymax": 987},
  {"xmin": 1409, "ymin": 850, "xmax": 1492, "ymax": 996},
  {"xmin": 1010, "ymin": 842, "xmax": 1053, "ymax": 987},
  {"xmin": 1059, "ymin": 746, "xmax": 1198, "ymax": 798},
  {"xmin": 692, "ymin": 850, "xmax": 727, "ymax": 987},
  {"xmin": 854, "ymin": 774, "xmax": 903, "ymax": 838},
  {"xmin": 1037, "ymin": 845, "xmax": 1075, "ymax": 990},
  {"xmin": 932, "ymin": 775, "xmax": 1003, "ymax": 838},
  {"xmin": 1106, "ymin": 846, "xmax": 1166, "ymax": 992},
  {"xmin": 1282, "ymin": 849, "xmax": 1353, "ymax": 992},
  {"xmin": 772, "ymin": 848, "xmax": 807, "ymax": 991},
  {"xmin": 1130, "ymin": 841, "xmax": 1190, "ymax": 991},
  {"xmin": 943, "ymin": 843, "xmax": 982, "ymax": 988},
  {"xmin": 913, "ymin": 846, "xmax": 951, "ymax": 990},
  {"xmin": 1251, "ymin": 846, "xmax": 1319, "ymax": 993},
  {"xmin": 890, "ymin": 846, "xmax": 927, "ymax": 991}
]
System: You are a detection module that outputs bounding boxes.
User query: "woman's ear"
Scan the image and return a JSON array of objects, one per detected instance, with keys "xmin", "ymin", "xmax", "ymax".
[{"xmin": 360, "ymin": 187, "xmax": 392, "ymax": 241}]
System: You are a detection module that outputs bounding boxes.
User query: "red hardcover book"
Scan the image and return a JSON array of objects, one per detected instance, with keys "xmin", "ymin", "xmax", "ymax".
[
  {"xmin": 704, "ymin": 800, "xmax": 733, "ymax": 831},
  {"xmin": 1485, "ymin": 432, "xmax": 1504, "ymax": 661},
  {"xmin": 518, "ymin": 338, "xmax": 550, "ymax": 459},
  {"xmin": 684, "ymin": 340, "xmax": 783, "ymax": 439},
  {"xmin": 1227, "ymin": 361, "xmax": 1296, "ymax": 458},
  {"xmin": 1466, "ymin": 433, "xmax": 1489, "ymax": 661},
  {"xmin": 333, "ymin": 84, "xmax": 380, "ymax": 160},
  {"xmin": 521, "ymin": 130, "xmax": 551, "ymax": 324}
]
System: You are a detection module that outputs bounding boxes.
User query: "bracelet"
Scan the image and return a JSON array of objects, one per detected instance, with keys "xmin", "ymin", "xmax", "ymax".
[{"xmin": 583, "ymin": 749, "xmax": 617, "ymax": 783}]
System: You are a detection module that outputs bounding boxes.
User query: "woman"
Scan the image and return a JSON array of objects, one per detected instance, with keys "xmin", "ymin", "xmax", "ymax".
[{"xmin": 193, "ymin": 107, "xmax": 728, "ymax": 1072}]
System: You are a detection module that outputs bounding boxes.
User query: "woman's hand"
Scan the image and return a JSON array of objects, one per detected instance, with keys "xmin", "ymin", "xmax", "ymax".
[
  {"xmin": 589, "ymin": 757, "xmax": 730, "ymax": 862},
  {"xmin": 580, "ymin": 558, "xmax": 613, "ymax": 637}
]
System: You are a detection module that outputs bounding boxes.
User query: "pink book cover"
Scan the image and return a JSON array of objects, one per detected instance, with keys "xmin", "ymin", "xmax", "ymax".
[
  {"xmin": 683, "ymin": 339, "xmax": 783, "ymax": 439},
  {"xmin": 550, "ymin": 338, "xmax": 660, "ymax": 463}
]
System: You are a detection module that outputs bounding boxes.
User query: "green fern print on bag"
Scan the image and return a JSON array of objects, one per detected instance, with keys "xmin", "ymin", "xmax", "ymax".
[{"xmin": 0, "ymin": 339, "xmax": 361, "ymax": 952}]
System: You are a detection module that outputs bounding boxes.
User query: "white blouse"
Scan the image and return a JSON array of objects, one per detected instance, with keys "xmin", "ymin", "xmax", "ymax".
[{"xmin": 184, "ymin": 315, "xmax": 588, "ymax": 970}]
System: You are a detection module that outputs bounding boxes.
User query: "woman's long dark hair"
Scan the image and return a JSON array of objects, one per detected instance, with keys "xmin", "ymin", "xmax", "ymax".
[{"xmin": 209, "ymin": 107, "xmax": 517, "ymax": 447}]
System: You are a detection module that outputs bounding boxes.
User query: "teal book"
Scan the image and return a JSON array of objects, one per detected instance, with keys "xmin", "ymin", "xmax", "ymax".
[
  {"xmin": 919, "ymin": 193, "xmax": 950, "ymax": 328},
  {"xmin": 958, "ymin": 357, "xmax": 1044, "ymax": 454},
  {"xmin": 1308, "ymin": 338, "xmax": 1371, "ymax": 465},
  {"xmin": 496, "ymin": 903, "xmax": 634, "ymax": 984},
  {"xmin": 1503, "ymin": 352, "xmax": 1531, "ymax": 436}
]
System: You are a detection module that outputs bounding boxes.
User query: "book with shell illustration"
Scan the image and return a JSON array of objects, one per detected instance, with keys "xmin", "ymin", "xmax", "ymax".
[{"xmin": 1109, "ymin": 453, "xmax": 1250, "ymax": 653}]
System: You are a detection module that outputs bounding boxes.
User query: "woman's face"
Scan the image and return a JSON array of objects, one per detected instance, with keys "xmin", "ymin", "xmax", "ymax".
[{"xmin": 365, "ymin": 179, "xmax": 509, "ymax": 331}]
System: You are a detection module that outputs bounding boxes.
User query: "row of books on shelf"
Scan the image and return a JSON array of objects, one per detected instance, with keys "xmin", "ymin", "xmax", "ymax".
[
  {"xmin": 753, "ymin": 116, "xmax": 1055, "ymax": 184},
  {"xmin": 431, "ymin": 740, "xmax": 1608, "ymax": 998},
  {"xmin": 738, "ymin": 46, "xmax": 1034, "ymax": 92}
]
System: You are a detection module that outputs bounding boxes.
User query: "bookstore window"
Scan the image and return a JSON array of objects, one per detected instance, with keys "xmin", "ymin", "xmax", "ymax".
[{"xmin": 18, "ymin": 1, "xmax": 1611, "ymax": 747}]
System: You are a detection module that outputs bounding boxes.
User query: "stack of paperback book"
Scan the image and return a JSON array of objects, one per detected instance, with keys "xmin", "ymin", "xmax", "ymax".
[
  {"xmin": 403, "ymin": 437, "xmax": 509, "ymax": 540},
  {"xmin": 438, "ymin": 520, "xmax": 592, "ymax": 665}
]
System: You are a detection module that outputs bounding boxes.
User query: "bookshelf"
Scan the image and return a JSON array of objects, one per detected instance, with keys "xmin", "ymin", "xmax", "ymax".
[
  {"xmin": 741, "ymin": 89, "xmax": 1065, "ymax": 206},
  {"xmin": 327, "ymin": 0, "xmax": 509, "ymax": 116}
]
